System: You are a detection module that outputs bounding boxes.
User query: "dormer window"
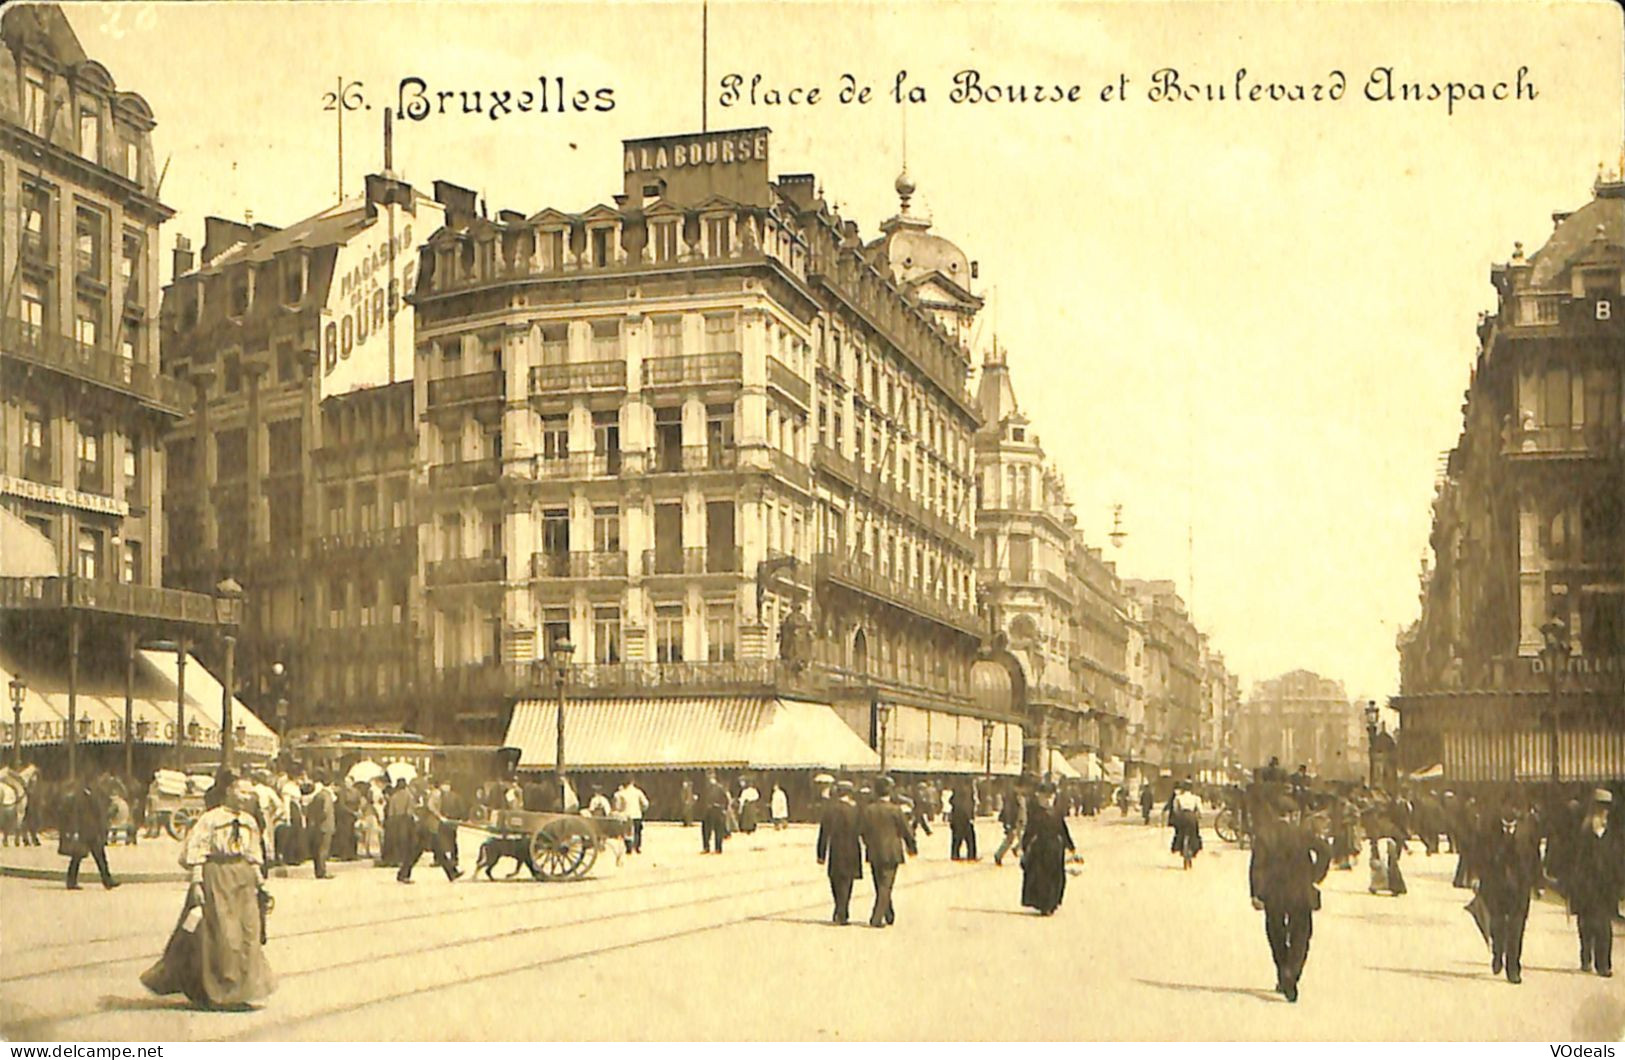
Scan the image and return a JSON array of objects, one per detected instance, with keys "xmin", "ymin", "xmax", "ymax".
[
  {"xmin": 283, "ymin": 252, "xmax": 307, "ymax": 304},
  {"xmin": 650, "ymin": 220, "xmax": 679, "ymax": 263},
  {"xmin": 24, "ymin": 72, "xmax": 47, "ymax": 136},
  {"xmin": 590, "ymin": 226, "xmax": 611, "ymax": 268},
  {"xmin": 230, "ymin": 269, "xmax": 250, "ymax": 316},
  {"xmin": 1011, "ymin": 426, "xmax": 1025, "ymax": 442},
  {"xmin": 78, "ymin": 104, "xmax": 100, "ymax": 163},
  {"xmin": 1581, "ymin": 268, "xmax": 1617, "ymax": 297}
]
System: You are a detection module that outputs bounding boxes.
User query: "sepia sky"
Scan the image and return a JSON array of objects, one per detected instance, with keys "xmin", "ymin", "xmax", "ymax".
[{"xmin": 68, "ymin": 1, "xmax": 1623, "ymax": 703}]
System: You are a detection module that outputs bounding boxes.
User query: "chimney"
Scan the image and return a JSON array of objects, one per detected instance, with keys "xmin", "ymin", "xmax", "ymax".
[
  {"xmin": 173, "ymin": 234, "xmax": 195, "ymax": 276},
  {"xmin": 432, "ymin": 179, "xmax": 478, "ymax": 222},
  {"xmin": 202, "ymin": 216, "xmax": 254, "ymax": 265}
]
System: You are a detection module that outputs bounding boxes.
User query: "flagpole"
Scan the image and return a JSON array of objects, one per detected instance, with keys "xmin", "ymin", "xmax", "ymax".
[{"xmin": 701, "ymin": 0, "xmax": 709, "ymax": 132}]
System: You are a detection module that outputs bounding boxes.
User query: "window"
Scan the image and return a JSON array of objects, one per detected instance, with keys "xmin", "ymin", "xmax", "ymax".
[
  {"xmin": 119, "ymin": 231, "xmax": 141, "ymax": 302},
  {"xmin": 120, "ymin": 321, "xmax": 139, "ymax": 368},
  {"xmin": 391, "ymin": 578, "xmax": 411, "ymax": 625},
  {"xmin": 704, "ymin": 313, "xmax": 737, "ymax": 354},
  {"xmin": 77, "ymin": 529, "xmax": 101, "ymax": 579},
  {"xmin": 268, "ymin": 419, "xmax": 301, "ymax": 473},
  {"xmin": 359, "ymin": 579, "xmax": 379, "ymax": 627},
  {"xmin": 651, "ymin": 221, "xmax": 679, "ymax": 263},
  {"xmin": 75, "ymin": 207, "xmax": 103, "ymax": 280},
  {"xmin": 77, "ymin": 422, "xmax": 104, "ymax": 492},
  {"xmin": 123, "ymin": 446, "xmax": 139, "ymax": 499},
  {"xmin": 483, "ymin": 428, "xmax": 502, "ymax": 462},
  {"xmin": 124, "ymin": 139, "xmax": 140, "ymax": 182},
  {"xmin": 707, "ymin": 603, "xmax": 736, "ymax": 662},
  {"xmin": 543, "ymin": 608, "xmax": 571, "ymax": 656},
  {"xmin": 439, "ymin": 514, "xmax": 461, "ymax": 559},
  {"xmin": 653, "ymin": 503, "xmax": 682, "ymax": 573},
  {"xmin": 121, "ymin": 541, "xmax": 141, "ymax": 584},
  {"xmin": 593, "ymin": 410, "xmax": 620, "ymax": 474},
  {"xmin": 327, "ymin": 577, "xmax": 346, "ymax": 628},
  {"xmin": 540, "ymin": 229, "xmax": 565, "ymax": 270},
  {"xmin": 541, "ymin": 323, "xmax": 568, "ymax": 364},
  {"xmin": 655, "ymin": 604, "xmax": 684, "ymax": 663},
  {"xmin": 1545, "ymin": 367, "xmax": 1572, "ymax": 428},
  {"xmin": 706, "ymin": 403, "xmax": 735, "ymax": 467},
  {"xmin": 706, "ymin": 216, "xmax": 731, "ymax": 257},
  {"xmin": 1010, "ymin": 535, "xmax": 1032, "ymax": 581},
  {"xmin": 355, "ymin": 482, "xmax": 378, "ymax": 532},
  {"xmin": 283, "ymin": 253, "xmax": 306, "ymax": 304},
  {"xmin": 23, "ymin": 406, "xmax": 49, "ymax": 479},
  {"xmin": 223, "ymin": 353, "xmax": 242, "ymax": 393},
  {"xmin": 706, "ymin": 500, "xmax": 736, "ymax": 572},
  {"xmin": 590, "ymin": 227, "xmax": 610, "ymax": 267},
  {"xmin": 590, "ymin": 319, "xmax": 619, "ymax": 359},
  {"xmin": 326, "ymin": 485, "xmax": 348, "ymax": 535},
  {"xmin": 24, "ymin": 73, "xmax": 47, "ymax": 136},
  {"xmin": 387, "ymin": 478, "xmax": 409, "ymax": 529},
  {"xmin": 439, "ymin": 427, "xmax": 461, "ymax": 466},
  {"xmin": 484, "ymin": 514, "xmax": 502, "ymax": 558},
  {"xmin": 230, "ymin": 270, "xmax": 250, "ymax": 316},
  {"xmin": 593, "ymin": 606, "xmax": 622, "ymax": 664},
  {"xmin": 541, "ymin": 509, "xmax": 570, "ymax": 566},
  {"xmin": 593, "ymin": 506, "xmax": 620, "ymax": 554},
  {"xmin": 74, "ymin": 296, "xmax": 101, "ymax": 349},
  {"xmin": 78, "ymin": 105, "xmax": 99, "ymax": 163},
  {"xmin": 541, "ymin": 417, "xmax": 569, "ymax": 463},
  {"xmin": 655, "ymin": 406, "xmax": 682, "ymax": 472},
  {"xmin": 652, "ymin": 316, "xmax": 682, "ymax": 357},
  {"xmin": 22, "ymin": 185, "xmax": 50, "ymax": 262},
  {"xmin": 216, "ymin": 428, "xmax": 248, "ymax": 480}
]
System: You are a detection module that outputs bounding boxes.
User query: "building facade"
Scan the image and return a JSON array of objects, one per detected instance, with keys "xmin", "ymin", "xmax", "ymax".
[
  {"xmin": 1396, "ymin": 172, "xmax": 1625, "ymax": 783},
  {"xmin": 1122, "ymin": 579, "xmax": 1205, "ymax": 776},
  {"xmin": 1236, "ymin": 669, "xmax": 1363, "ymax": 782},
  {"xmin": 159, "ymin": 171, "xmax": 440, "ymax": 733},
  {"xmin": 411, "ymin": 129, "xmax": 1020, "ymax": 774},
  {"xmin": 0, "ymin": 5, "xmax": 251, "ymax": 777}
]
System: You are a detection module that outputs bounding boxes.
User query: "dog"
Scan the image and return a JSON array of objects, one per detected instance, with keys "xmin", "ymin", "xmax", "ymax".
[{"xmin": 475, "ymin": 837, "xmax": 539, "ymax": 880}]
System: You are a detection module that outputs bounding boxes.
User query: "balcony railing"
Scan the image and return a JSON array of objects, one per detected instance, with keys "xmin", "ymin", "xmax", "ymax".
[
  {"xmin": 428, "ymin": 456, "xmax": 502, "ymax": 489},
  {"xmin": 315, "ymin": 525, "xmax": 415, "ymax": 557},
  {"xmin": 537, "ymin": 452, "xmax": 620, "ymax": 479},
  {"xmin": 813, "ymin": 443, "xmax": 859, "ymax": 485},
  {"xmin": 642, "ymin": 352, "xmax": 743, "ymax": 387},
  {"xmin": 529, "ymin": 360, "xmax": 626, "ymax": 394},
  {"xmin": 1515, "ymin": 294, "xmax": 1562, "ymax": 327},
  {"xmin": 684, "ymin": 444, "xmax": 738, "ymax": 471},
  {"xmin": 425, "ymin": 555, "xmax": 505, "ymax": 587},
  {"xmin": 0, "ymin": 575, "xmax": 234, "ymax": 625},
  {"xmin": 640, "ymin": 546, "xmax": 741, "ymax": 576},
  {"xmin": 2, "ymin": 317, "xmax": 188, "ymax": 411},
  {"xmin": 1503, "ymin": 423, "xmax": 1622, "ymax": 459},
  {"xmin": 769, "ymin": 448, "xmax": 812, "ymax": 492},
  {"xmin": 531, "ymin": 551, "xmax": 628, "ymax": 579},
  {"xmin": 427, "ymin": 369, "xmax": 504, "ymax": 407},
  {"xmin": 815, "ymin": 552, "xmax": 981, "ymax": 635},
  {"xmin": 766, "ymin": 355, "xmax": 811, "ymax": 406}
]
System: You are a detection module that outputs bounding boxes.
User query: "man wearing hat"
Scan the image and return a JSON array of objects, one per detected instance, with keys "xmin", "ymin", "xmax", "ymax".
[
  {"xmin": 1248, "ymin": 795, "xmax": 1331, "ymax": 1002},
  {"xmin": 1475, "ymin": 796, "xmax": 1542, "ymax": 983},
  {"xmin": 859, "ymin": 776, "xmax": 917, "ymax": 928},
  {"xmin": 1564, "ymin": 788, "xmax": 1620, "ymax": 977},
  {"xmin": 816, "ymin": 780, "xmax": 863, "ymax": 925}
]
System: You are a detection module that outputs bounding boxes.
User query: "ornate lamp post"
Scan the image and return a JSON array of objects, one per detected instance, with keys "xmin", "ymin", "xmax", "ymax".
[
  {"xmin": 982, "ymin": 717, "xmax": 995, "ymax": 778},
  {"xmin": 8, "ymin": 675, "xmax": 25, "ymax": 768},
  {"xmin": 270, "ymin": 660, "xmax": 290, "ymax": 747},
  {"xmin": 875, "ymin": 698, "xmax": 893, "ymax": 775},
  {"xmin": 1364, "ymin": 700, "xmax": 1380, "ymax": 788},
  {"xmin": 550, "ymin": 638, "xmax": 575, "ymax": 811},
  {"xmin": 1539, "ymin": 618, "xmax": 1569, "ymax": 787}
]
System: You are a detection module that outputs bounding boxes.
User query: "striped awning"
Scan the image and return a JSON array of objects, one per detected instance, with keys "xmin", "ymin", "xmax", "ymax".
[
  {"xmin": 504, "ymin": 696, "xmax": 881, "ymax": 772},
  {"xmin": 1442, "ymin": 726, "xmax": 1625, "ymax": 783}
]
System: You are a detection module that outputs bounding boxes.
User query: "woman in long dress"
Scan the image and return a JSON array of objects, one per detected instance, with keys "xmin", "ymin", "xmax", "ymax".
[
  {"xmin": 1020, "ymin": 782, "xmax": 1076, "ymax": 916},
  {"xmin": 142, "ymin": 774, "xmax": 276, "ymax": 1009}
]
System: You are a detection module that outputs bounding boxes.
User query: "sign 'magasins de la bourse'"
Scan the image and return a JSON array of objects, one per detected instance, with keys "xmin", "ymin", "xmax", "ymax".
[{"xmin": 622, "ymin": 127, "xmax": 772, "ymax": 208}]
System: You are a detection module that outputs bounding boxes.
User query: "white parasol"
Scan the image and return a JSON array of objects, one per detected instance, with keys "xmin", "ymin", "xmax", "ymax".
[
  {"xmin": 812, "ymin": 773, "xmax": 836, "ymax": 785},
  {"xmin": 384, "ymin": 761, "xmax": 419, "ymax": 784},
  {"xmin": 346, "ymin": 760, "xmax": 386, "ymax": 785}
]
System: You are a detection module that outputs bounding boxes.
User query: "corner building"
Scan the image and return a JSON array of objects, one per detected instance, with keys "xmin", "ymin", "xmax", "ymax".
[{"xmin": 414, "ymin": 129, "xmax": 1021, "ymax": 784}]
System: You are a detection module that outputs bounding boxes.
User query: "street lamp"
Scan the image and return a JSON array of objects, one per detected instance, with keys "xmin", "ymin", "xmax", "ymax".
[
  {"xmin": 215, "ymin": 577, "xmax": 244, "ymax": 770},
  {"xmin": 875, "ymin": 699, "xmax": 893, "ymax": 776},
  {"xmin": 982, "ymin": 717, "xmax": 995, "ymax": 778},
  {"xmin": 1540, "ymin": 618, "xmax": 1569, "ymax": 787},
  {"xmin": 1364, "ymin": 700, "xmax": 1380, "ymax": 788},
  {"xmin": 8, "ymin": 675, "xmax": 25, "ymax": 768},
  {"xmin": 550, "ymin": 637, "xmax": 575, "ymax": 811}
]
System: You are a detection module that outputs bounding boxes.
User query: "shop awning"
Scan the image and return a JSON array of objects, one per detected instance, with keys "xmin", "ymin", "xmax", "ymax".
[
  {"xmin": 0, "ymin": 506, "xmax": 57, "ymax": 577},
  {"xmin": 504, "ymin": 696, "xmax": 881, "ymax": 772},
  {"xmin": 1048, "ymin": 749, "xmax": 1083, "ymax": 779},
  {"xmin": 0, "ymin": 648, "xmax": 279, "ymax": 758}
]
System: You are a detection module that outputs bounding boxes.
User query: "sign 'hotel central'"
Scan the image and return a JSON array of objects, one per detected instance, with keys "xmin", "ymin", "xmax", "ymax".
[{"xmin": 622, "ymin": 127, "xmax": 772, "ymax": 207}]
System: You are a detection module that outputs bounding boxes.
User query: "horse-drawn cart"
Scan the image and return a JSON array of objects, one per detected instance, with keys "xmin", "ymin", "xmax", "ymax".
[{"xmin": 474, "ymin": 807, "xmax": 630, "ymax": 881}]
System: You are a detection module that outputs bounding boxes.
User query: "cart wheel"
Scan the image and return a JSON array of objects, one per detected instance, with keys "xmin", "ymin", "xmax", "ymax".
[
  {"xmin": 530, "ymin": 818, "xmax": 595, "ymax": 880},
  {"xmin": 166, "ymin": 807, "xmax": 198, "ymax": 840},
  {"xmin": 1214, "ymin": 809, "xmax": 1240, "ymax": 844}
]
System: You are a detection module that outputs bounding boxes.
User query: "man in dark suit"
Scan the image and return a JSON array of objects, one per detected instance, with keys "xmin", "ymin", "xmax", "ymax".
[
  {"xmin": 1476, "ymin": 797, "xmax": 1542, "ymax": 983},
  {"xmin": 816, "ymin": 780, "xmax": 863, "ymax": 925},
  {"xmin": 1562, "ymin": 789, "xmax": 1619, "ymax": 978},
  {"xmin": 700, "ymin": 771, "xmax": 729, "ymax": 854},
  {"xmin": 1249, "ymin": 796, "xmax": 1330, "ymax": 1002},
  {"xmin": 948, "ymin": 783, "xmax": 978, "ymax": 861},
  {"xmin": 859, "ymin": 776, "xmax": 917, "ymax": 928},
  {"xmin": 61, "ymin": 777, "xmax": 119, "ymax": 890}
]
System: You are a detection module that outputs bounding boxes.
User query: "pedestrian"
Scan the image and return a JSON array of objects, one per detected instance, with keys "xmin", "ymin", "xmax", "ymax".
[
  {"xmin": 1562, "ymin": 789, "xmax": 1619, "ymax": 978},
  {"xmin": 438, "ymin": 782, "xmax": 467, "ymax": 872},
  {"xmin": 60, "ymin": 776, "xmax": 118, "ymax": 890},
  {"xmin": 277, "ymin": 774, "xmax": 307, "ymax": 866},
  {"xmin": 1020, "ymin": 781, "xmax": 1076, "ymax": 915},
  {"xmin": 397, "ymin": 781, "xmax": 462, "ymax": 884},
  {"xmin": 816, "ymin": 780, "xmax": 863, "ymax": 925},
  {"xmin": 1169, "ymin": 782, "xmax": 1204, "ymax": 869},
  {"xmin": 769, "ymin": 783, "xmax": 789, "ymax": 831},
  {"xmin": 141, "ymin": 773, "xmax": 275, "ymax": 1010},
  {"xmin": 738, "ymin": 779, "xmax": 761, "ymax": 834},
  {"xmin": 306, "ymin": 775, "xmax": 336, "ymax": 880},
  {"xmin": 994, "ymin": 778, "xmax": 1028, "ymax": 866},
  {"xmin": 680, "ymin": 777, "xmax": 696, "ymax": 827},
  {"xmin": 356, "ymin": 783, "xmax": 382, "ymax": 860},
  {"xmin": 858, "ymin": 776, "xmax": 916, "ymax": 928},
  {"xmin": 1248, "ymin": 797, "xmax": 1331, "ymax": 1003},
  {"xmin": 1475, "ymin": 797, "xmax": 1542, "ymax": 984},
  {"xmin": 382, "ymin": 778, "xmax": 414, "ymax": 867},
  {"xmin": 1139, "ymin": 782, "xmax": 1155, "ymax": 825},
  {"xmin": 334, "ymin": 781, "xmax": 360, "ymax": 861},
  {"xmin": 1365, "ymin": 797, "xmax": 1408, "ymax": 897},
  {"xmin": 614, "ymin": 776, "xmax": 649, "ymax": 853},
  {"xmin": 949, "ymin": 782, "xmax": 978, "ymax": 861},
  {"xmin": 700, "ymin": 771, "xmax": 728, "ymax": 854}
]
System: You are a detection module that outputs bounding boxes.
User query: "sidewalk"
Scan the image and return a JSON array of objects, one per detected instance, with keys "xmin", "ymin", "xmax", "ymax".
[{"xmin": 0, "ymin": 834, "xmax": 376, "ymax": 884}]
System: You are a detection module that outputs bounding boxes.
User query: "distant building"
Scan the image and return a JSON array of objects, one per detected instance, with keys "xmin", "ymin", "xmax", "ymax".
[
  {"xmin": 1122, "ymin": 579, "xmax": 1206, "ymax": 778},
  {"xmin": 1396, "ymin": 171, "xmax": 1624, "ymax": 783},
  {"xmin": 1237, "ymin": 670, "xmax": 1363, "ymax": 782}
]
